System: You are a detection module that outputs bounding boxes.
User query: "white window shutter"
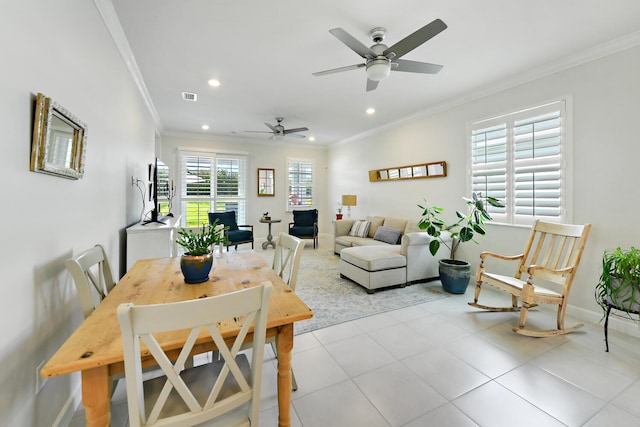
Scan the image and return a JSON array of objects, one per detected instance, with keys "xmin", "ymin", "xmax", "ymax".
[
  {"xmin": 178, "ymin": 149, "xmax": 247, "ymax": 227},
  {"xmin": 470, "ymin": 100, "xmax": 566, "ymax": 225}
]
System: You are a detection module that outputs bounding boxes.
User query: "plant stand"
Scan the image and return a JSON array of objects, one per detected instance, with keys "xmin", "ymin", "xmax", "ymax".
[{"xmin": 603, "ymin": 301, "xmax": 640, "ymax": 352}]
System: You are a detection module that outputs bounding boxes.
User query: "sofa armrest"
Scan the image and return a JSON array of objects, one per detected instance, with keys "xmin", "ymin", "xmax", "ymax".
[
  {"xmin": 401, "ymin": 231, "xmax": 453, "ymax": 253},
  {"xmin": 402, "ymin": 231, "xmax": 452, "ymax": 282},
  {"xmin": 334, "ymin": 219, "xmax": 354, "ymax": 237}
]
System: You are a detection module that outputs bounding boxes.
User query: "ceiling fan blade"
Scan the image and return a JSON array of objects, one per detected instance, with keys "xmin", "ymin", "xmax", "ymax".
[
  {"xmin": 264, "ymin": 122, "xmax": 277, "ymax": 132},
  {"xmin": 286, "ymin": 133, "xmax": 306, "ymax": 139},
  {"xmin": 313, "ymin": 63, "xmax": 365, "ymax": 77},
  {"xmin": 283, "ymin": 127, "xmax": 309, "ymax": 134},
  {"xmin": 366, "ymin": 79, "xmax": 379, "ymax": 92},
  {"xmin": 393, "ymin": 59, "xmax": 443, "ymax": 74},
  {"xmin": 329, "ymin": 28, "xmax": 376, "ymax": 58},
  {"xmin": 383, "ymin": 19, "xmax": 447, "ymax": 60},
  {"xmin": 245, "ymin": 131, "xmax": 274, "ymax": 134}
]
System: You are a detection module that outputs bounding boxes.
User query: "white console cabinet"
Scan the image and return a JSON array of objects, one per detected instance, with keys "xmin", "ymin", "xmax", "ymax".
[{"xmin": 126, "ymin": 216, "xmax": 181, "ymax": 271}]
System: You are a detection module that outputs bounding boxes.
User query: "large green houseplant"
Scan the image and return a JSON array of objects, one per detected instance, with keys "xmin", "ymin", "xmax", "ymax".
[
  {"xmin": 418, "ymin": 192, "xmax": 504, "ymax": 293},
  {"xmin": 595, "ymin": 247, "xmax": 640, "ymax": 316},
  {"xmin": 176, "ymin": 219, "xmax": 229, "ymax": 284}
]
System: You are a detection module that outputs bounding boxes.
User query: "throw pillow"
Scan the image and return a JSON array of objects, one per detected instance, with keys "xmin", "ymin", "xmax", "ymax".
[
  {"xmin": 373, "ymin": 226, "xmax": 402, "ymax": 245},
  {"xmin": 365, "ymin": 216, "xmax": 385, "ymax": 238},
  {"xmin": 348, "ymin": 220, "xmax": 371, "ymax": 238}
]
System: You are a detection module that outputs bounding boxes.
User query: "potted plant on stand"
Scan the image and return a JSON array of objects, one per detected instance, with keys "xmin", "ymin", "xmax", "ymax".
[
  {"xmin": 418, "ymin": 192, "xmax": 504, "ymax": 294},
  {"xmin": 595, "ymin": 247, "xmax": 640, "ymax": 351},
  {"xmin": 176, "ymin": 219, "xmax": 229, "ymax": 284}
]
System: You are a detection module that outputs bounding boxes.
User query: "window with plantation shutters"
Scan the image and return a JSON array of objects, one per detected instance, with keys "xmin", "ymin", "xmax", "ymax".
[
  {"xmin": 470, "ymin": 100, "xmax": 568, "ymax": 225},
  {"xmin": 287, "ymin": 158, "xmax": 314, "ymax": 209},
  {"xmin": 178, "ymin": 150, "xmax": 247, "ymax": 228}
]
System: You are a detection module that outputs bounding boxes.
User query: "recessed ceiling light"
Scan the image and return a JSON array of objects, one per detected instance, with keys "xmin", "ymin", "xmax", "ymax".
[
  {"xmin": 309, "ymin": 136, "xmax": 316, "ymax": 142},
  {"xmin": 201, "ymin": 125, "xmax": 209, "ymax": 130},
  {"xmin": 366, "ymin": 108, "xmax": 376, "ymax": 115},
  {"xmin": 208, "ymin": 79, "xmax": 220, "ymax": 87}
]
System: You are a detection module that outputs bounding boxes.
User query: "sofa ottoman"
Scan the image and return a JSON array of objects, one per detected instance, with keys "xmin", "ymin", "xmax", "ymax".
[{"xmin": 340, "ymin": 245, "xmax": 407, "ymax": 293}]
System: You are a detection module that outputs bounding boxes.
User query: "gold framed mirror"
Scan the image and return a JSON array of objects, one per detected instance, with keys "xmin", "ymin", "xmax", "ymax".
[
  {"xmin": 31, "ymin": 93, "xmax": 87, "ymax": 179},
  {"xmin": 258, "ymin": 168, "xmax": 275, "ymax": 196}
]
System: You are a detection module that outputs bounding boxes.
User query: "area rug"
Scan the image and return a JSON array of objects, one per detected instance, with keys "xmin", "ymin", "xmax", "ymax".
[{"xmin": 263, "ymin": 249, "xmax": 450, "ymax": 335}]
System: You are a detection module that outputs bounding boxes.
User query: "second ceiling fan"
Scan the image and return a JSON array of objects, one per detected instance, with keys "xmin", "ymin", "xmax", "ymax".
[
  {"xmin": 245, "ymin": 117, "xmax": 309, "ymax": 139},
  {"xmin": 313, "ymin": 18, "xmax": 447, "ymax": 91}
]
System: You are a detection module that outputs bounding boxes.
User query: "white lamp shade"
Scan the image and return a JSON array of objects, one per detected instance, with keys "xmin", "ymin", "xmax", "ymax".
[{"xmin": 366, "ymin": 60, "xmax": 391, "ymax": 81}]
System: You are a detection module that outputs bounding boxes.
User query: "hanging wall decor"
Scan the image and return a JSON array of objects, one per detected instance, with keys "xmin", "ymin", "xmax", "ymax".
[
  {"xmin": 369, "ymin": 161, "xmax": 446, "ymax": 182},
  {"xmin": 31, "ymin": 93, "xmax": 87, "ymax": 179}
]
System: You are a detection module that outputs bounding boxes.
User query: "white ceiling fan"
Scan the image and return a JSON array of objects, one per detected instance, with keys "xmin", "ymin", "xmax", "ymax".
[
  {"xmin": 245, "ymin": 117, "xmax": 309, "ymax": 139},
  {"xmin": 313, "ymin": 19, "xmax": 447, "ymax": 91}
]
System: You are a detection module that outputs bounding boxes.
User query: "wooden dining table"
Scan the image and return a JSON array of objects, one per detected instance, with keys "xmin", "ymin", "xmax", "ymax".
[{"xmin": 41, "ymin": 250, "xmax": 313, "ymax": 427}]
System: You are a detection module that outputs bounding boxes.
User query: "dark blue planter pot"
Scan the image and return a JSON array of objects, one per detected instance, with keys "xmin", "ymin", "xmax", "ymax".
[
  {"xmin": 180, "ymin": 253, "xmax": 213, "ymax": 284},
  {"xmin": 439, "ymin": 259, "xmax": 471, "ymax": 294}
]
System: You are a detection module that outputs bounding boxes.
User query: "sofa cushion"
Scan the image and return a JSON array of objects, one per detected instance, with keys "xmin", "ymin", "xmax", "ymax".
[
  {"xmin": 373, "ymin": 226, "xmax": 402, "ymax": 245},
  {"xmin": 336, "ymin": 235, "xmax": 391, "ymax": 248},
  {"xmin": 403, "ymin": 220, "xmax": 421, "ymax": 235},
  {"xmin": 349, "ymin": 220, "xmax": 371, "ymax": 237},
  {"xmin": 365, "ymin": 216, "xmax": 385, "ymax": 238},
  {"xmin": 383, "ymin": 217, "xmax": 408, "ymax": 234},
  {"xmin": 341, "ymin": 246, "xmax": 406, "ymax": 272}
]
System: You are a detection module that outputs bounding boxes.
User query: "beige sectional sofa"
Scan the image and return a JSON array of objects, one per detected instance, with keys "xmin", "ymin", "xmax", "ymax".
[
  {"xmin": 334, "ymin": 216, "xmax": 416, "ymax": 253},
  {"xmin": 334, "ymin": 216, "xmax": 450, "ymax": 292}
]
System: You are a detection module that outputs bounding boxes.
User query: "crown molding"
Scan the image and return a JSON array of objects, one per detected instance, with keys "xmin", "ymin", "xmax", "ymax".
[
  {"xmin": 93, "ymin": 0, "xmax": 163, "ymax": 132},
  {"xmin": 335, "ymin": 30, "xmax": 640, "ymax": 148}
]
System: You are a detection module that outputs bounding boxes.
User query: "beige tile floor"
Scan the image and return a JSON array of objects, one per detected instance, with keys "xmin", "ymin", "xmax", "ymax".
[{"xmin": 71, "ymin": 237, "xmax": 640, "ymax": 426}]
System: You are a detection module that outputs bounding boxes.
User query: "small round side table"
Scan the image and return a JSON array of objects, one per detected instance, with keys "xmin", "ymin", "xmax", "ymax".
[{"xmin": 259, "ymin": 218, "xmax": 281, "ymax": 249}]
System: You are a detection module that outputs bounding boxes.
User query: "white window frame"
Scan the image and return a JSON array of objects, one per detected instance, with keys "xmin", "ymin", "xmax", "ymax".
[
  {"xmin": 286, "ymin": 157, "xmax": 315, "ymax": 211},
  {"xmin": 177, "ymin": 148, "xmax": 248, "ymax": 228},
  {"xmin": 468, "ymin": 98, "xmax": 572, "ymax": 226}
]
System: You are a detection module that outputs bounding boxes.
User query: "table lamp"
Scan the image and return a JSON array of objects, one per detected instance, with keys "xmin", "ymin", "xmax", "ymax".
[{"xmin": 341, "ymin": 195, "xmax": 357, "ymax": 219}]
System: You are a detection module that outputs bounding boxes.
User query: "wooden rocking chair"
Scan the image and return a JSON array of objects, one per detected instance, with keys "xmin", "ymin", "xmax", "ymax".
[{"xmin": 469, "ymin": 220, "xmax": 591, "ymax": 337}]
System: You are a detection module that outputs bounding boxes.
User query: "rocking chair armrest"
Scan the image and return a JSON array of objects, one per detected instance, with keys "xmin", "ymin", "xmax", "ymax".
[
  {"xmin": 527, "ymin": 264, "xmax": 574, "ymax": 279},
  {"xmin": 479, "ymin": 251, "xmax": 525, "ymax": 262}
]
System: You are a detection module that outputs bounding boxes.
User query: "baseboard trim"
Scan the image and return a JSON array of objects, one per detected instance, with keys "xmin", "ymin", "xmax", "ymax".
[{"xmin": 52, "ymin": 384, "xmax": 81, "ymax": 427}]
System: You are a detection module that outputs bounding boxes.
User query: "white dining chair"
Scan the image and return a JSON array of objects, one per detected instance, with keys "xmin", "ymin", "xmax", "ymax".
[
  {"xmin": 271, "ymin": 233, "xmax": 304, "ymax": 391},
  {"xmin": 117, "ymin": 281, "xmax": 273, "ymax": 427},
  {"xmin": 272, "ymin": 232, "xmax": 305, "ymax": 291},
  {"xmin": 66, "ymin": 244, "xmax": 115, "ymax": 319}
]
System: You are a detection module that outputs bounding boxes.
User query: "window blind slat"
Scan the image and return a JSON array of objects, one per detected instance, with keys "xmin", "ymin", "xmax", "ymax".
[{"xmin": 470, "ymin": 100, "xmax": 566, "ymax": 225}]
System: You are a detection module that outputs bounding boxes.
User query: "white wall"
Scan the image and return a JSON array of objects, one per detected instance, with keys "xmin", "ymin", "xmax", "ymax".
[
  {"xmin": 161, "ymin": 134, "xmax": 328, "ymax": 241},
  {"xmin": 0, "ymin": 1, "xmax": 156, "ymax": 425},
  {"xmin": 329, "ymin": 45, "xmax": 640, "ymax": 331}
]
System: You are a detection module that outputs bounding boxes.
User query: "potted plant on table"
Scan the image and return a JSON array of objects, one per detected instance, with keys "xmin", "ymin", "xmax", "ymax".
[
  {"xmin": 336, "ymin": 204, "xmax": 343, "ymax": 220},
  {"xmin": 596, "ymin": 247, "xmax": 640, "ymax": 315},
  {"xmin": 418, "ymin": 192, "xmax": 505, "ymax": 294},
  {"xmin": 176, "ymin": 218, "xmax": 229, "ymax": 284}
]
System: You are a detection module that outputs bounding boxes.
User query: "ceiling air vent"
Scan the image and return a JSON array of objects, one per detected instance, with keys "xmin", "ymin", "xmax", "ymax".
[{"xmin": 182, "ymin": 92, "xmax": 197, "ymax": 101}]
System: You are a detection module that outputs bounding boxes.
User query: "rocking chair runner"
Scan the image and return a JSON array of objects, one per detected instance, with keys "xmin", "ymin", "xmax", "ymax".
[{"xmin": 469, "ymin": 220, "xmax": 591, "ymax": 337}]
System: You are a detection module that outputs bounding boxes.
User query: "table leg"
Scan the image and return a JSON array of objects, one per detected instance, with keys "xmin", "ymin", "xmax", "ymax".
[
  {"xmin": 262, "ymin": 223, "xmax": 276, "ymax": 249},
  {"xmin": 81, "ymin": 366, "xmax": 111, "ymax": 427},
  {"xmin": 276, "ymin": 323, "xmax": 294, "ymax": 427}
]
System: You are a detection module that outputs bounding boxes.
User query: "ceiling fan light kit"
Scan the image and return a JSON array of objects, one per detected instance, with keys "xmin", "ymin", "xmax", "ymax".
[
  {"xmin": 313, "ymin": 19, "xmax": 447, "ymax": 91},
  {"xmin": 366, "ymin": 59, "xmax": 391, "ymax": 81}
]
